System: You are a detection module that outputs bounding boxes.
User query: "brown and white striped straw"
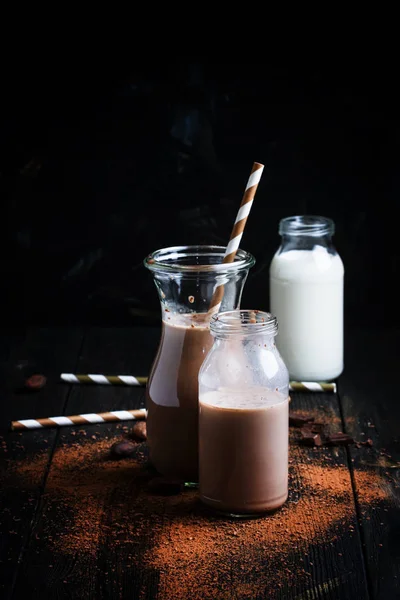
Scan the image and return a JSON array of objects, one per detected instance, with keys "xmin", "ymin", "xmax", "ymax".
[
  {"xmin": 289, "ymin": 381, "xmax": 337, "ymax": 393},
  {"xmin": 208, "ymin": 161, "xmax": 264, "ymax": 314},
  {"xmin": 59, "ymin": 374, "xmax": 336, "ymax": 392},
  {"xmin": 61, "ymin": 373, "xmax": 147, "ymax": 385},
  {"xmin": 11, "ymin": 408, "xmax": 147, "ymax": 431}
]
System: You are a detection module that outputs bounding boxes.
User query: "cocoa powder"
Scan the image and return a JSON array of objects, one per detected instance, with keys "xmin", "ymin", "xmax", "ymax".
[
  {"xmin": 5, "ymin": 428, "xmax": 394, "ymax": 599},
  {"xmin": 143, "ymin": 453, "xmax": 390, "ymax": 599}
]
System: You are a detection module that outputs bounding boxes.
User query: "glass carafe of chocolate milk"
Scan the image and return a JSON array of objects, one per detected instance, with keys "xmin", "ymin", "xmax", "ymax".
[
  {"xmin": 144, "ymin": 246, "xmax": 255, "ymax": 482},
  {"xmin": 199, "ymin": 310, "xmax": 289, "ymax": 516}
]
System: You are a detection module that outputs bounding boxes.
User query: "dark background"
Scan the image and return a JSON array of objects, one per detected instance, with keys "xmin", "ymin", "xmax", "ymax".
[{"xmin": 2, "ymin": 60, "xmax": 398, "ymax": 328}]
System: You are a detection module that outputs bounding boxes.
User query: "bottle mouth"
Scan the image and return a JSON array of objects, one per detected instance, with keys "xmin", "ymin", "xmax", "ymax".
[
  {"xmin": 144, "ymin": 245, "xmax": 256, "ymax": 274},
  {"xmin": 210, "ymin": 310, "xmax": 278, "ymax": 338},
  {"xmin": 279, "ymin": 215, "xmax": 335, "ymax": 237}
]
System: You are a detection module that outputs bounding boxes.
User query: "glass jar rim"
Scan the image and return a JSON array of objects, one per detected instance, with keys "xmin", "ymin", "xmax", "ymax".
[
  {"xmin": 144, "ymin": 245, "xmax": 256, "ymax": 274},
  {"xmin": 279, "ymin": 215, "xmax": 335, "ymax": 236},
  {"xmin": 210, "ymin": 310, "xmax": 278, "ymax": 337}
]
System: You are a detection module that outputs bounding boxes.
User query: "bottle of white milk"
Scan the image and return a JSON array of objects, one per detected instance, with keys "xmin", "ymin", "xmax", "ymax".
[{"xmin": 269, "ymin": 215, "xmax": 344, "ymax": 381}]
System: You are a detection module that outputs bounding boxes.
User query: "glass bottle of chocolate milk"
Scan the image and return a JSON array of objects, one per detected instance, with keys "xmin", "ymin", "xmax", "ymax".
[
  {"xmin": 199, "ymin": 310, "xmax": 289, "ymax": 516},
  {"xmin": 144, "ymin": 246, "xmax": 255, "ymax": 482}
]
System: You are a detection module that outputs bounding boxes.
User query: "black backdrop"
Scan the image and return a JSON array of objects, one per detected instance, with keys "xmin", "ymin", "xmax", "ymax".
[{"xmin": 2, "ymin": 61, "xmax": 399, "ymax": 328}]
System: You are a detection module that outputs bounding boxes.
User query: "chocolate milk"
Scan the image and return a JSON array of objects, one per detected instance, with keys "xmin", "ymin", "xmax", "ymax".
[
  {"xmin": 146, "ymin": 317, "xmax": 213, "ymax": 481},
  {"xmin": 199, "ymin": 388, "xmax": 289, "ymax": 514}
]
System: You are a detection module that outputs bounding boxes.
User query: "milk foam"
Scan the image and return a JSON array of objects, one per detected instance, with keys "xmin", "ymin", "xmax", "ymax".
[{"xmin": 200, "ymin": 387, "xmax": 287, "ymax": 410}]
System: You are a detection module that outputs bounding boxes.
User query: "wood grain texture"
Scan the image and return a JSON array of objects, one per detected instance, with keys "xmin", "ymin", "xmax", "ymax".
[
  {"xmin": 339, "ymin": 328, "xmax": 400, "ymax": 600},
  {"xmin": 11, "ymin": 327, "xmax": 370, "ymax": 599},
  {"xmin": 12, "ymin": 327, "xmax": 154, "ymax": 599},
  {"xmin": 0, "ymin": 327, "xmax": 84, "ymax": 599}
]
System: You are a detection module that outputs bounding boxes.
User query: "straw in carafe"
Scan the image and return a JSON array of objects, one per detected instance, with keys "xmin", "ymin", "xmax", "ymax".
[{"xmin": 208, "ymin": 161, "xmax": 264, "ymax": 314}]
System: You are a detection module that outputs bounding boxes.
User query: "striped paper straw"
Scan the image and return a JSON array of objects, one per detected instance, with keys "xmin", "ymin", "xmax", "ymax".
[
  {"xmin": 60, "ymin": 374, "xmax": 336, "ymax": 392},
  {"xmin": 61, "ymin": 373, "xmax": 147, "ymax": 385},
  {"xmin": 289, "ymin": 381, "xmax": 337, "ymax": 393},
  {"xmin": 208, "ymin": 161, "xmax": 264, "ymax": 314},
  {"xmin": 11, "ymin": 408, "xmax": 147, "ymax": 431}
]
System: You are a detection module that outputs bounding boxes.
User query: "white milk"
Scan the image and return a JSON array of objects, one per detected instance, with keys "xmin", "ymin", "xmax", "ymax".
[{"xmin": 269, "ymin": 246, "xmax": 344, "ymax": 381}]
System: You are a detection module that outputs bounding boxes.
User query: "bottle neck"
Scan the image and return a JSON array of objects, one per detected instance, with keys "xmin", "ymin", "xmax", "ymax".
[
  {"xmin": 210, "ymin": 310, "xmax": 278, "ymax": 341},
  {"xmin": 213, "ymin": 331, "xmax": 277, "ymax": 346},
  {"xmin": 280, "ymin": 232, "xmax": 334, "ymax": 252},
  {"xmin": 144, "ymin": 245, "xmax": 255, "ymax": 317},
  {"xmin": 278, "ymin": 215, "xmax": 336, "ymax": 252}
]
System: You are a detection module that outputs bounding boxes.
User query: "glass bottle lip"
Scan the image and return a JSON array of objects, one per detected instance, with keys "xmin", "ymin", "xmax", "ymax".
[
  {"xmin": 144, "ymin": 245, "xmax": 256, "ymax": 274},
  {"xmin": 210, "ymin": 310, "xmax": 278, "ymax": 338},
  {"xmin": 279, "ymin": 215, "xmax": 335, "ymax": 237}
]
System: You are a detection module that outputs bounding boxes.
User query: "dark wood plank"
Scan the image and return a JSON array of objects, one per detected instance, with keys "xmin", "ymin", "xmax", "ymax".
[
  {"xmin": 13, "ymin": 326, "xmax": 369, "ymax": 599},
  {"xmin": 270, "ymin": 392, "xmax": 369, "ymax": 600},
  {"xmin": 0, "ymin": 327, "xmax": 84, "ymax": 600},
  {"xmin": 12, "ymin": 326, "xmax": 155, "ymax": 599},
  {"xmin": 338, "ymin": 328, "xmax": 400, "ymax": 600}
]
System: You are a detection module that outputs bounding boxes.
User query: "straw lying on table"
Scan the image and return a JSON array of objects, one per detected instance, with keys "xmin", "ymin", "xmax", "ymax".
[
  {"xmin": 11, "ymin": 408, "xmax": 147, "ymax": 431},
  {"xmin": 60, "ymin": 374, "xmax": 336, "ymax": 393},
  {"xmin": 289, "ymin": 382, "xmax": 336, "ymax": 393},
  {"xmin": 61, "ymin": 374, "xmax": 147, "ymax": 385}
]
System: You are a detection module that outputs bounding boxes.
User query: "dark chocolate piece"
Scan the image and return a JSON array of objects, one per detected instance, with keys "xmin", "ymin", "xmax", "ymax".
[
  {"xmin": 289, "ymin": 414, "xmax": 315, "ymax": 427},
  {"xmin": 301, "ymin": 421, "xmax": 326, "ymax": 434},
  {"xmin": 326, "ymin": 433, "xmax": 354, "ymax": 446},
  {"xmin": 300, "ymin": 431, "xmax": 323, "ymax": 447}
]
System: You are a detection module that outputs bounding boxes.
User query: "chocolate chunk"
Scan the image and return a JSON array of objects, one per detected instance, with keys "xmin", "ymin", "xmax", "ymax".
[
  {"xmin": 300, "ymin": 431, "xmax": 323, "ymax": 447},
  {"xmin": 326, "ymin": 433, "xmax": 354, "ymax": 446},
  {"xmin": 25, "ymin": 374, "xmax": 47, "ymax": 390},
  {"xmin": 110, "ymin": 440, "xmax": 137, "ymax": 458},
  {"xmin": 302, "ymin": 421, "xmax": 326, "ymax": 434},
  {"xmin": 129, "ymin": 421, "xmax": 147, "ymax": 441},
  {"xmin": 147, "ymin": 477, "xmax": 183, "ymax": 495},
  {"xmin": 289, "ymin": 413, "xmax": 314, "ymax": 427}
]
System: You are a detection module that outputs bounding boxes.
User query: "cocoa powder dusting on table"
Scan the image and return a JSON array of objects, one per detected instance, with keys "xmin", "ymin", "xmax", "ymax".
[
  {"xmin": 6, "ymin": 450, "xmax": 48, "ymax": 487},
  {"xmin": 145, "ymin": 459, "xmax": 389, "ymax": 600},
  {"xmin": 6, "ymin": 428, "xmax": 394, "ymax": 600}
]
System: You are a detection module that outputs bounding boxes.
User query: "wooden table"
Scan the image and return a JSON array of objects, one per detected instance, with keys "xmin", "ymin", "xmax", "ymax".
[{"xmin": 0, "ymin": 326, "xmax": 399, "ymax": 599}]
